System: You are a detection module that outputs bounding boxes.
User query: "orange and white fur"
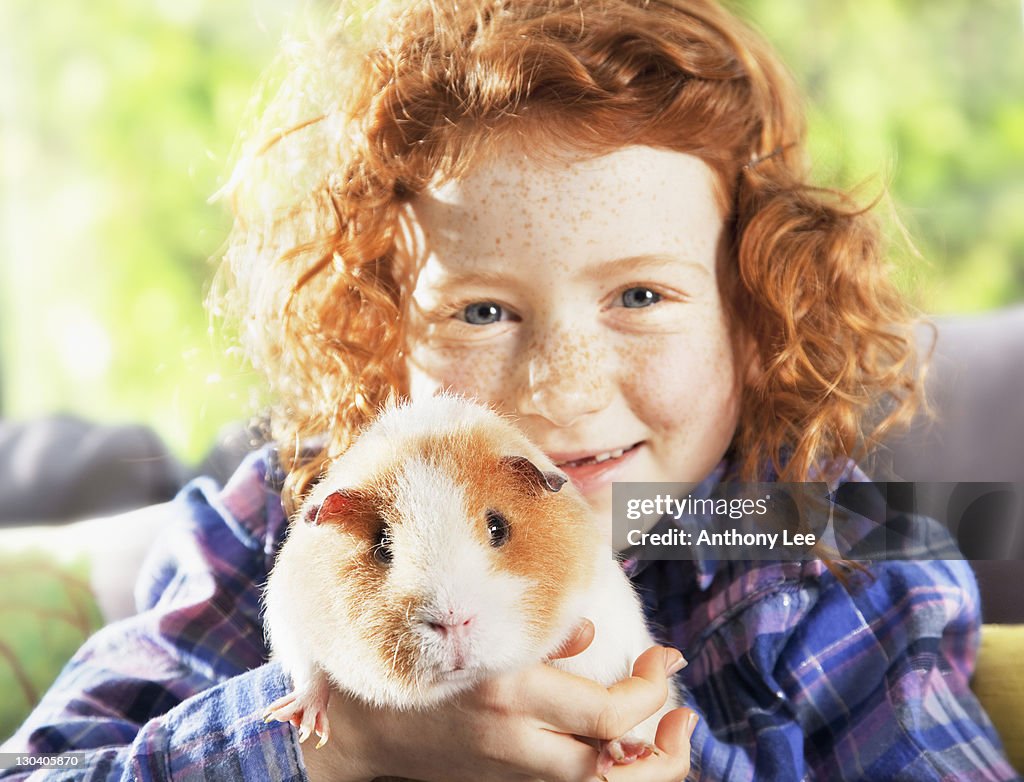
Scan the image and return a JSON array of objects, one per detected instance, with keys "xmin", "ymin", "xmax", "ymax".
[{"xmin": 262, "ymin": 394, "xmax": 680, "ymax": 777}]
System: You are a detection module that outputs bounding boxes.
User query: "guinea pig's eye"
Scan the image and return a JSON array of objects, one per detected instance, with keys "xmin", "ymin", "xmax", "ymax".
[
  {"xmin": 372, "ymin": 525, "xmax": 394, "ymax": 565},
  {"xmin": 485, "ymin": 509, "xmax": 510, "ymax": 547}
]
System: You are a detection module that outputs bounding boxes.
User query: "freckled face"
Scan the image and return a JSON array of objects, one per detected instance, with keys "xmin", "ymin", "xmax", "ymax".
[{"xmin": 400, "ymin": 145, "xmax": 745, "ymax": 532}]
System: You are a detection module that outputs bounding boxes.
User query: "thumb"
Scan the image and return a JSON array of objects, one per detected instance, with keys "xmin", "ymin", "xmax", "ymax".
[{"xmin": 546, "ymin": 618, "xmax": 595, "ymax": 660}]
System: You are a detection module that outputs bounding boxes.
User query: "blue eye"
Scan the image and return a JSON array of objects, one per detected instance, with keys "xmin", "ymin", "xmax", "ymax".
[
  {"xmin": 458, "ymin": 302, "xmax": 504, "ymax": 325},
  {"xmin": 621, "ymin": 287, "xmax": 661, "ymax": 308}
]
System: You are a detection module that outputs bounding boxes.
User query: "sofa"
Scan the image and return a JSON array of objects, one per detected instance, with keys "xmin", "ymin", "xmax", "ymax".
[{"xmin": 1, "ymin": 306, "xmax": 1021, "ymax": 768}]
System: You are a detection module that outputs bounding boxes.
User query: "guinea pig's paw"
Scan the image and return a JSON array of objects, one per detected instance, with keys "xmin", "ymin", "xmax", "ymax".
[
  {"xmin": 596, "ymin": 734, "xmax": 660, "ymax": 778},
  {"xmin": 262, "ymin": 676, "xmax": 333, "ymax": 749}
]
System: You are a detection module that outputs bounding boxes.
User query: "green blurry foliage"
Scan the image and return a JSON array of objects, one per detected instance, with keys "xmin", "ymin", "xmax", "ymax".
[
  {"xmin": 1, "ymin": 0, "xmax": 1021, "ymax": 464},
  {"xmin": 736, "ymin": 0, "xmax": 1024, "ymax": 313},
  {"xmin": 0, "ymin": 0, "xmax": 291, "ymax": 461}
]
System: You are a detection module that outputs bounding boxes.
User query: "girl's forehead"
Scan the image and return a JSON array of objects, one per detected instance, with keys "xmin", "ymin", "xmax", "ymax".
[
  {"xmin": 423, "ymin": 144, "xmax": 713, "ymax": 206},
  {"xmin": 404, "ymin": 145, "xmax": 723, "ymax": 275}
]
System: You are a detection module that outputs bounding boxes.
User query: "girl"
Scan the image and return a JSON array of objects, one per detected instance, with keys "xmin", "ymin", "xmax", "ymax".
[{"xmin": 2, "ymin": 0, "xmax": 1018, "ymax": 780}]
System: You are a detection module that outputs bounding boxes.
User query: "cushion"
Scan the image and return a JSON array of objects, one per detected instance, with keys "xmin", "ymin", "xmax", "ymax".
[
  {"xmin": 972, "ymin": 623, "xmax": 1024, "ymax": 773},
  {"xmin": 0, "ymin": 505, "xmax": 170, "ymax": 740}
]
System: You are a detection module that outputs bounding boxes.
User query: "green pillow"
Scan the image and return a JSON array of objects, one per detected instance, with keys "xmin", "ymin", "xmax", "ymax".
[
  {"xmin": 0, "ymin": 506, "xmax": 168, "ymax": 742},
  {"xmin": 0, "ymin": 551, "xmax": 104, "ymax": 740}
]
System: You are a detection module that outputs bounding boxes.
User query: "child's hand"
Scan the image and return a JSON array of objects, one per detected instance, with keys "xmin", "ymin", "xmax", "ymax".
[{"xmin": 299, "ymin": 622, "xmax": 697, "ymax": 782}]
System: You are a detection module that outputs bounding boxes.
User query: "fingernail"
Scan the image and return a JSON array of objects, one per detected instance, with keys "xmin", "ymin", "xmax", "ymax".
[
  {"xmin": 686, "ymin": 712, "xmax": 699, "ymax": 739},
  {"xmin": 664, "ymin": 648, "xmax": 688, "ymax": 676}
]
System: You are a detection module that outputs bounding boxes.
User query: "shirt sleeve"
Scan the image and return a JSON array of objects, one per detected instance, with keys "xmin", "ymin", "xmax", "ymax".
[
  {"xmin": 0, "ymin": 453, "xmax": 312, "ymax": 781},
  {"xmin": 685, "ymin": 558, "xmax": 1021, "ymax": 781},
  {"xmin": 783, "ymin": 558, "xmax": 1021, "ymax": 781}
]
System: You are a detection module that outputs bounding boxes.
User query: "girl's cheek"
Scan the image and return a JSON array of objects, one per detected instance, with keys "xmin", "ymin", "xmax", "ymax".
[
  {"xmin": 614, "ymin": 321, "xmax": 741, "ymax": 432},
  {"xmin": 406, "ymin": 342, "xmax": 515, "ymax": 405},
  {"xmin": 613, "ymin": 337, "xmax": 690, "ymax": 431}
]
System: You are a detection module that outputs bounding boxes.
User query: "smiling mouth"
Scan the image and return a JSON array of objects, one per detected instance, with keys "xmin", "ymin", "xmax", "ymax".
[{"xmin": 555, "ymin": 442, "xmax": 643, "ymax": 468}]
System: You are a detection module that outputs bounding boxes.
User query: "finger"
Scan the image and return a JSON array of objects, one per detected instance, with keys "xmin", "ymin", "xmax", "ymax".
[
  {"xmin": 509, "ymin": 730, "xmax": 601, "ymax": 782},
  {"xmin": 655, "ymin": 707, "xmax": 698, "ymax": 756},
  {"xmin": 525, "ymin": 646, "xmax": 674, "ymax": 739},
  {"xmin": 631, "ymin": 645, "xmax": 681, "ymax": 681},
  {"xmin": 602, "ymin": 747, "xmax": 691, "ymax": 782},
  {"xmin": 546, "ymin": 619, "xmax": 595, "ymax": 660},
  {"xmin": 602, "ymin": 709, "xmax": 696, "ymax": 782}
]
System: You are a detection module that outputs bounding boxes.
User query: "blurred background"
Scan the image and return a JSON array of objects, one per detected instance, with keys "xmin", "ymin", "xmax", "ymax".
[
  {"xmin": 1, "ymin": 0, "xmax": 1023, "ymax": 468},
  {"xmin": 2, "ymin": 0, "xmax": 1022, "ymax": 749}
]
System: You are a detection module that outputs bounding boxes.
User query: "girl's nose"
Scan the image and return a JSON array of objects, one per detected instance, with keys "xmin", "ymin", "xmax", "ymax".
[{"xmin": 516, "ymin": 331, "xmax": 614, "ymax": 428}]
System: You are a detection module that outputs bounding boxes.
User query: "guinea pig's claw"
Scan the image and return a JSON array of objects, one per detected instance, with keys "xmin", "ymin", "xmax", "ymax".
[
  {"xmin": 598, "ymin": 736, "xmax": 657, "ymax": 776},
  {"xmin": 262, "ymin": 691, "xmax": 298, "ymax": 723},
  {"xmin": 314, "ymin": 711, "xmax": 331, "ymax": 748},
  {"xmin": 261, "ymin": 679, "xmax": 332, "ymax": 748}
]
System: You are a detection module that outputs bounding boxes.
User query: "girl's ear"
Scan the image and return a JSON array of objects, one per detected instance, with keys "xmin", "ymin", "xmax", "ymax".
[
  {"xmin": 744, "ymin": 333, "xmax": 763, "ymax": 385},
  {"xmin": 734, "ymin": 326, "xmax": 763, "ymax": 387}
]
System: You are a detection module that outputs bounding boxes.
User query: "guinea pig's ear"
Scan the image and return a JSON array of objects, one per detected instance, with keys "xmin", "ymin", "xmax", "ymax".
[
  {"xmin": 500, "ymin": 455, "xmax": 568, "ymax": 494},
  {"xmin": 304, "ymin": 489, "xmax": 365, "ymax": 525}
]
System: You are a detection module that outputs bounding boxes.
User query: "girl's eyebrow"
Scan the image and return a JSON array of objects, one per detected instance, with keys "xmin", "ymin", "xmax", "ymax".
[
  {"xmin": 582, "ymin": 254, "xmax": 712, "ymax": 281},
  {"xmin": 425, "ymin": 267, "xmax": 515, "ymax": 291},
  {"xmin": 426, "ymin": 253, "xmax": 710, "ymax": 292}
]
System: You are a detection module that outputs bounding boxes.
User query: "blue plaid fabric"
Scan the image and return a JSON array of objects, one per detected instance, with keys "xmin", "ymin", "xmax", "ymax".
[{"xmin": 1, "ymin": 449, "xmax": 1018, "ymax": 780}]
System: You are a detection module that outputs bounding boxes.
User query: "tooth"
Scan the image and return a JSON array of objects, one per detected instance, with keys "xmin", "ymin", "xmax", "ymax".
[{"xmin": 560, "ymin": 446, "xmax": 633, "ymax": 467}]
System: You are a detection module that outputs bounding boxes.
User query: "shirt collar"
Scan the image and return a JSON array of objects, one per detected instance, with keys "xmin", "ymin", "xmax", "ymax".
[{"xmin": 619, "ymin": 457, "xmax": 730, "ymax": 590}]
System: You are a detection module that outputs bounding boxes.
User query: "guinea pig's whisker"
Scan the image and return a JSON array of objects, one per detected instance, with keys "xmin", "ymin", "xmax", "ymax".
[
  {"xmin": 410, "ymin": 666, "xmax": 422, "ymax": 699},
  {"xmin": 390, "ymin": 630, "xmax": 411, "ymax": 677}
]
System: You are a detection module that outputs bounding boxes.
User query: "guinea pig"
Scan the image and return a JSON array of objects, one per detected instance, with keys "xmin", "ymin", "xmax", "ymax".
[{"xmin": 262, "ymin": 394, "xmax": 681, "ymax": 777}]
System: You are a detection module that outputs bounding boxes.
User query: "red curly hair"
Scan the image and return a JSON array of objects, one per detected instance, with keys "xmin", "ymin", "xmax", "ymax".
[{"xmin": 215, "ymin": 0, "xmax": 921, "ymax": 512}]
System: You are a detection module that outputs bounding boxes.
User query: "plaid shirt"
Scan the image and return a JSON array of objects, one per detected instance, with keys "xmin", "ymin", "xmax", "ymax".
[{"xmin": 1, "ymin": 449, "xmax": 1018, "ymax": 781}]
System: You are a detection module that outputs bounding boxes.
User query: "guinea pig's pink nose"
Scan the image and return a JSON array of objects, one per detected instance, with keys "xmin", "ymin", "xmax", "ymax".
[{"xmin": 427, "ymin": 611, "xmax": 476, "ymax": 639}]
